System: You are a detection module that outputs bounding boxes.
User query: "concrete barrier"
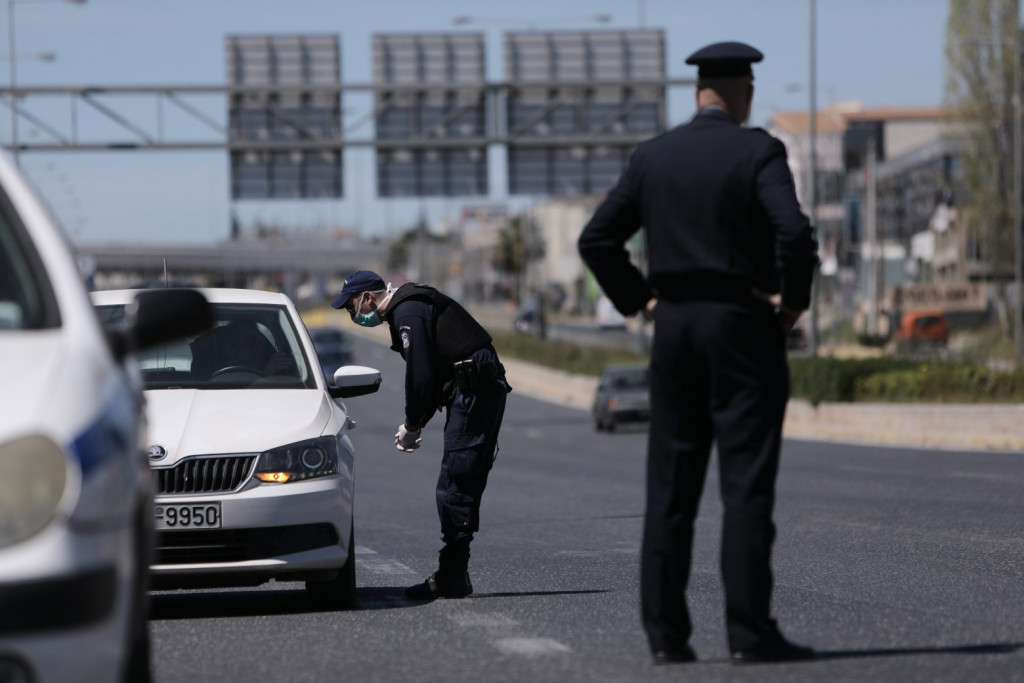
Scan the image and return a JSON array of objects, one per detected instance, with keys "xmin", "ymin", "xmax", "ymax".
[{"xmin": 784, "ymin": 400, "xmax": 1024, "ymax": 452}]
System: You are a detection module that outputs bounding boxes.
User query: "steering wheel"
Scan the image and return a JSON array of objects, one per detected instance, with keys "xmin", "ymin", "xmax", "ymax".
[{"xmin": 210, "ymin": 365, "xmax": 262, "ymax": 378}]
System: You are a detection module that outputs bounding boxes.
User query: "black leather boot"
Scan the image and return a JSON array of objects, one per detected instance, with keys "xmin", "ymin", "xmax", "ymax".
[{"xmin": 405, "ymin": 540, "xmax": 473, "ymax": 600}]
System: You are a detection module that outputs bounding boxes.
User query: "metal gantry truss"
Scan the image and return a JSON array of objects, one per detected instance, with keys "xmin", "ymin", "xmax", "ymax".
[{"xmin": 0, "ymin": 80, "xmax": 693, "ymax": 153}]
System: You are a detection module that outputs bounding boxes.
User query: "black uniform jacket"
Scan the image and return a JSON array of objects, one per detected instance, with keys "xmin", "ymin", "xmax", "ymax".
[
  {"xmin": 578, "ymin": 107, "xmax": 818, "ymax": 315},
  {"xmin": 383, "ymin": 284, "xmax": 497, "ymax": 430}
]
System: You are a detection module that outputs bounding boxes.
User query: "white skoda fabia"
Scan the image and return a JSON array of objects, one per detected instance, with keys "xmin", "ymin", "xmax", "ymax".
[
  {"xmin": 0, "ymin": 151, "xmax": 211, "ymax": 683},
  {"xmin": 91, "ymin": 288, "xmax": 381, "ymax": 609}
]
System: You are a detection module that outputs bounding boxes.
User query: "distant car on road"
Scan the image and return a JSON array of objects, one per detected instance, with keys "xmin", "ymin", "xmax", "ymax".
[
  {"xmin": 0, "ymin": 150, "xmax": 211, "ymax": 683},
  {"xmin": 92, "ymin": 288, "xmax": 381, "ymax": 610},
  {"xmin": 307, "ymin": 325, "xmax": 354, "ymax": 384},
  {"xmin": 592, "ymin": 364, "xmax": 651, "ymax": 431}
]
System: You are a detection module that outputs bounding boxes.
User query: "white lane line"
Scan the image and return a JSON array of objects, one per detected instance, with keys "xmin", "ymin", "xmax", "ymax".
[
  {"xmin": 355, "ymin": 546, "xmax": 418, "ymax": 576},
  {"xmin": 447, "ymin": 612, "xmax": 519, "ymax": 628},
  {"xmin": 493, "ymin": 638, "xmax": 572, "ymax": 657}
]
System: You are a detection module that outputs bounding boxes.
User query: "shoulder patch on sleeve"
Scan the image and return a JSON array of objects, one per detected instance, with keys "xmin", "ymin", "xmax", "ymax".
[{"xmin": 400, "ymin": 329, "xmax": 410, "ymax": 349}]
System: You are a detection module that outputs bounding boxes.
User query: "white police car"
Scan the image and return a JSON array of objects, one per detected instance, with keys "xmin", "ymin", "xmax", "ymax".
[{"xmin": 0, "ymin": 151, "xmax": 211, "ymax": 683}]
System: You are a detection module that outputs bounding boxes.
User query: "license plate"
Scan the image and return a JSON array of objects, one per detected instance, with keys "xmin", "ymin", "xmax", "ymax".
[{"xmin": 155, "ymin": 503, "xmax": 222, "ymax": 530}]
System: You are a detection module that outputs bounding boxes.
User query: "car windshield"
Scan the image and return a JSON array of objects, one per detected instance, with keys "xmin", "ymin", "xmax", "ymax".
[{"xmin": 96, "ymin": 302, "xmax": 316, "ymax": 390}]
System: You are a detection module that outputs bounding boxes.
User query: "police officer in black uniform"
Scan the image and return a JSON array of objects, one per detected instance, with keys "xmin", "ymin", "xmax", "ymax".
[
  {"xmin": 331, "ymin": 270, "xmax": 511, "ymax": 600},
  {"xmin": 578, "ymin": 42, "xmax": 818, "ymax": 665}
]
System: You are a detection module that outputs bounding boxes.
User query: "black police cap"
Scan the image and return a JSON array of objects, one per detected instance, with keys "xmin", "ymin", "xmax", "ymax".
[{"xmin": 685, "ymin": 41, "xmax": 763, "ymax": 79}]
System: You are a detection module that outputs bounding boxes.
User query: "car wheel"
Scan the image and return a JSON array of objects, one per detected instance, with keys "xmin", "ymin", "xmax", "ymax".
[
  {"xmin": 606, "ymin": 419, "xmax": 617, "ymax": 432},
  {"xmin": 122, "ymin": 503, "xmax": 152, "ymax": 683},
  {"xmin": 306, "ymin": 521, "xmax": 356, "ymax": 610}
]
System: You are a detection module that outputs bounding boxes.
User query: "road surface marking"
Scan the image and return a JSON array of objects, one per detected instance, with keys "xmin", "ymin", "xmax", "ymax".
[
  {"xmin": 355, "ymin": 546, "xmax": 418, "ymax": 576},
  {"xmin": 446, "ymin": 611, "xmax": 519, "ymax": 628},
  {"xmin": 493, "ymin": 638, "xmax": 572, "ymax": 657}
]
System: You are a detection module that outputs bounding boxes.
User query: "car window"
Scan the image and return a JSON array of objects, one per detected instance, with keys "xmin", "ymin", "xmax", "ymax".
[
  {"xmin": 0, "ymin": 184, "xmax": 59, "ymax": 330},
  {"xmin": 606, "ymin": 368, "xmax": 649, "ymax": 390},
  {"xmin": 95, "ymin": 302, "xmax": 317, "ymax": 390}
]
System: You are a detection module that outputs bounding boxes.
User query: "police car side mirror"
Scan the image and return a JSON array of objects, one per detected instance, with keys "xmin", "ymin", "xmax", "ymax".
[{"xmin": 329, "ymin": 365, "xmax": 382, "ymax": 399}]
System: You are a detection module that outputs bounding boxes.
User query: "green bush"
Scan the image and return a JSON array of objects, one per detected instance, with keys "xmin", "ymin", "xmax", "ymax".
[
  {"xmin": 788, "ymin": 357, "xmax": 919, "ymax": 405},
  {"xmin": 853, "ymin": 363, "xmax": 1024, "ymax": 403},
  {"xmin": 790, "ymin": 356, "xmax": 1024, "ymax": 404}
]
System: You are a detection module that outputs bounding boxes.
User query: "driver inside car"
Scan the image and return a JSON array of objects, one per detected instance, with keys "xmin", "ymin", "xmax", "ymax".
[{"xmin": 190, "ymin": 320, "xmax": 276, "ymax": 380}]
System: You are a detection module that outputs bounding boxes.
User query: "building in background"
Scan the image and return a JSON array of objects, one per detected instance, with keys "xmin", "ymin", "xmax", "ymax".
[
  {"xmin": 530, "ymin": 195, "xmax": 603, "ymax": 314},
  {"xmin": 768, "ymin": 104, "xmax": 983, "ymax": 337}
]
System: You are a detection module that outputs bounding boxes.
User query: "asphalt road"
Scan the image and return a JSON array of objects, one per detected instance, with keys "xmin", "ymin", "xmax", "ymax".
[{"xmin": 149, "ymin": 335, "xmax": 1024, "ymax": 683}]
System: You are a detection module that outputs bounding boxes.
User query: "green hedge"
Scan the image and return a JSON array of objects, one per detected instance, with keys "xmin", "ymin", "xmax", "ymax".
[
  {"xmin": 852, "ymin": 363, "xmax": 1024, "ymax": 403},
  {"xmin": 788, "ymin": 357, "xmax": 919, "ymax": 405},
  {"xmin": 789, "ymin": 357, "xmax": 1024, "ymax": 404}
]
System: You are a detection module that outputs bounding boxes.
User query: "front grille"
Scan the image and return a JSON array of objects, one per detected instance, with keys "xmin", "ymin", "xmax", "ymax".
[
  {"xmin": 155, "ymin": 455, "xmax": 256, "ymax": 495},
  {"xmin": 155, "ymin": 524, "xmax": 340, "ymax": 564}
]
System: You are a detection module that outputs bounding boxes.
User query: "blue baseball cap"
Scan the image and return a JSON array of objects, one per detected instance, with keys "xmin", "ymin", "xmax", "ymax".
[{"xmin": 331, "ymin": 270, "xmax": 386, "ymax": 309}]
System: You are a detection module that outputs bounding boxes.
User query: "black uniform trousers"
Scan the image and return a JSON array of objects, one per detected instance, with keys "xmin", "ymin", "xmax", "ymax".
[
  {"xmin": 437, "ymin": 376, "xmax": 507, "ymax": 545},
  {"xmin": 641, "ymin": 296, "xmax": 789, "ymax": 654}
]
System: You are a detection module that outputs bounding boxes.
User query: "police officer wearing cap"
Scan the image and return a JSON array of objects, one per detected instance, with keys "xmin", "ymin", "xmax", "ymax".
[
  {"xmin": 330, "ymin": 271, "xmax": 511, "ymax": 600},
  {"xmin": 578, "ymin": 41, "xmax": 818, "ymax": 665}
]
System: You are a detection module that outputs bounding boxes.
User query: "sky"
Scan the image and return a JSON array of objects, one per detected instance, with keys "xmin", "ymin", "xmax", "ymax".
[{"xmin": 4, "ymin": 0, "xmax": 951, "ymax": 246}]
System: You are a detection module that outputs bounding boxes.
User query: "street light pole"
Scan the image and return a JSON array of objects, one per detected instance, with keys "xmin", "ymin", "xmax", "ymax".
[
  {"xmin": 1014, "ymin": 21, "xmax": 1023, "ymax": 366},
  {"xmin": 808, "ymin": 0, "xmax": 819, "ymax": 355},
  {"xmin": 6, "ymin": 0, "xmax": 84, "ymax": 168},
  {"xmin": 8, "ymin": 0, "xmax": 19, "ymax": 167}
]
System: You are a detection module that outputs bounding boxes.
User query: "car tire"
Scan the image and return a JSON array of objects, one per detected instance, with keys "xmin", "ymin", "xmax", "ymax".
[
  {"xmin": 606, "ymin": 419, "xmax": 617, "ymax": 432},
  {"xmin": 306, "ymin": 521, "xmax": 356, "ymax": 610},
  {"xmin": 122, "ymin": 502, "xmax": 152, "ymax": 683}
]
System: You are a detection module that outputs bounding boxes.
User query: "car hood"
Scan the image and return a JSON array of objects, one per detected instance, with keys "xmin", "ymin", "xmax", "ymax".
[
  {"xmin": 143, "ymin": 389, "xmax": 337, "ymax": 462},
  {"xmin": 0, "ymin": 334, "xmax": 63, "ymax": 438}
]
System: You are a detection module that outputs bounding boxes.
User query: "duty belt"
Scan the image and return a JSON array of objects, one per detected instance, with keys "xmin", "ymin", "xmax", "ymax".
[{"xmin": 451, "ymin": 358, "xmax": 500, "ymax": 394}]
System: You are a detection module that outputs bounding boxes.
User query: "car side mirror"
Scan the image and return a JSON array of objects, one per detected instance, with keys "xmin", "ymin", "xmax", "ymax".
[
  {"xmin": 329, "ymin": 365, "xmax": 382, "ymax": 399},
  {"xmin": 107, "ymin": 288, "xmax": 214, "ymax": 361}
]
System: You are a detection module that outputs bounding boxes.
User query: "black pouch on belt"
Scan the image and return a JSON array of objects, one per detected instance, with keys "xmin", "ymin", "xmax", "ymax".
[
  {"xmin": 452, "ymin": 359, "xmax": 500, "ymax": 394},
  {"xmin": 452, "ymin": 359, "xmax": 481, "ymax": 394}
]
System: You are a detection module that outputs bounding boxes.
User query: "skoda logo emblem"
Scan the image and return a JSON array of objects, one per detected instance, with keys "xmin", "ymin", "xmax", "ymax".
[{"xmin": 147, "ymin": 445, "xmax": 168, "ymax": 461}]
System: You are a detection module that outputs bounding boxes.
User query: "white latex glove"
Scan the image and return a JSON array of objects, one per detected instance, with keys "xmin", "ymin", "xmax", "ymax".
[{"xmin": 395, "ymin": 423, "xmax": 422, "ymax": 452}]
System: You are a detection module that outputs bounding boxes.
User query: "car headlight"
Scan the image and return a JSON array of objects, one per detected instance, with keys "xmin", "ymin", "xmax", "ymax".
[
  {"xmin": 254, "ymin": 436, "xmax": 339, "ymax": 484},
  {"xmin": 0, "ymin": 435, "xmax": 68, "ymax": 549}
]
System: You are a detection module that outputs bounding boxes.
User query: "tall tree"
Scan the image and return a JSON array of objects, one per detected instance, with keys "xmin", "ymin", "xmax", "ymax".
[{"xmin": 944, "ymin": 0, "xmax": 1020, "ymax": 279}]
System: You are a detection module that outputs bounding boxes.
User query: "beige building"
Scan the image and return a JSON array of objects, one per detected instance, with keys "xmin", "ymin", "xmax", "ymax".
[{"xmin": 530, "ymin": 196, "xmax": 604, "ymax": 311}]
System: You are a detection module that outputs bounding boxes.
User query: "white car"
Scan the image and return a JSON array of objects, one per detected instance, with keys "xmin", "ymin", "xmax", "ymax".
[
  {"xmin": 91, "ymin": 288, "xmax": 381, "ymax": 609},
  {"xmin": 0, "ymin": 151, "xmax": 211, "ymax": 683}
]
